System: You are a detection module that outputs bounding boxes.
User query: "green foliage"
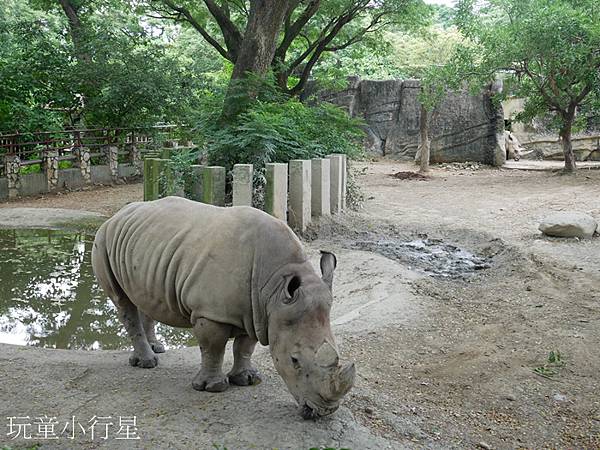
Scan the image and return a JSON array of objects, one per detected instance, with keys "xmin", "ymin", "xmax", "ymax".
[
  {"xmin": 0, "ymin": 0, "xmax": 220, "ymax": 133},
  {"xmin": 456, "ymin": 0, "xmax": 600, "ymax": 133},
  {"xmin": 195, "ymin": 78, "xmax": 365, "ymax": 171},
  {"xmin": 313, "ymin": 8, "xmax": 463, "ymax": 81},
  {"xmin": 533, "ymin": 350, "xmax": 565, "ymax": 378},
  {"xmin": 0, "ymin": 0, "xmax": 71, "ymax": 132}
]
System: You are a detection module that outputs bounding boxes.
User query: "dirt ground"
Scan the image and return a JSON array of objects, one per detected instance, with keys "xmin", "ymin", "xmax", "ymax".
[{"xmin": 1, "ymin": 161, "xmax": 599, "ymax": 449}]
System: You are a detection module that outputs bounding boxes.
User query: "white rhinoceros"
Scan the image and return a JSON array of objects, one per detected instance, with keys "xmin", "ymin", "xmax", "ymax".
[{"xmin": 92, "ymin": 196, "xmax": 355, "ymax": 418}]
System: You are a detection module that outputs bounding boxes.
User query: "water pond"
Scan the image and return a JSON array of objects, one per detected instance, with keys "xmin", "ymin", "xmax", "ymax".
[{"xmin": 0, "ymin": 229, "xmax": 195, "ymax": 350}]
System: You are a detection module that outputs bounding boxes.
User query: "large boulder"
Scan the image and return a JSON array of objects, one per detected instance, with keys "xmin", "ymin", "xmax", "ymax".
[
  {"xmin": 303, "ymin": 77, "xmax": 506, "ymax": 166},
  {"xmin": 539, "ymin": 212, "xmax": 598, "ymax": 238}
]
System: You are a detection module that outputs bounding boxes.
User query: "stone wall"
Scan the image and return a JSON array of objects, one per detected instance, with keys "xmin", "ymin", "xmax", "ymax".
[{"xmin": 306, "ymin": 77, "xmax": 505, "ymax": 166}]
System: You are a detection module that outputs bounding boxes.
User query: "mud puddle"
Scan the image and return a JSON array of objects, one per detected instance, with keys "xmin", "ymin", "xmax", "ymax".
[
  {"xmin": 351, "ymin": 237, "xmax": 490, "ymax": 278},
  {"xmin": 0, "ymin": 229, "xmax": 194, "ymax": 350}
]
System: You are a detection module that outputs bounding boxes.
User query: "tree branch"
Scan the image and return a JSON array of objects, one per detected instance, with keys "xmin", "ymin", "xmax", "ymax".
[
  {"xmin": 161, "ymin": 0, "xmax": 233, "ymax": 61},
  {"xmin": 203, "ymin": 0, "xmax": 243, "ymax": 57},
  {"xmin": 275, "ymin": 0, "xmax": 321, "ymax": 60}
]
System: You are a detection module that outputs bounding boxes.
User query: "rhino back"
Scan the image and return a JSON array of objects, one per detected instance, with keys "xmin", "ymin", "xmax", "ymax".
[{"xmin": 99, "ymin": 197, "xmax": 305, "ymax": 334}]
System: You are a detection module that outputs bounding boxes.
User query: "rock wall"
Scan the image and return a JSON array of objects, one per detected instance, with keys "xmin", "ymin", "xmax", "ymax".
[{"xmin": 306, "ymin": 77, "xmax": 506, "ymax": 166}]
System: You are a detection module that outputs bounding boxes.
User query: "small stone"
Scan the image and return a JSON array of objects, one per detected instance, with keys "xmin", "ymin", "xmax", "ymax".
[
  {"xmin": 553, "ymin": 393, "xmax": 567, "ymax": 402},
  {"xmin": 477, "ymin": 442, "xmax": 492, "ymax": 450},
  {"xmin": 364, "ymin": 406, "xmax": 374, "ymax": 415}
]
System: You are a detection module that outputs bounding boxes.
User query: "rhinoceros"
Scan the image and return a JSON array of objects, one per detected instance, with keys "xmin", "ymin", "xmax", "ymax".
[{"xmin": 92, "ymin": 196, "xmax": 355, "ymax": 418}]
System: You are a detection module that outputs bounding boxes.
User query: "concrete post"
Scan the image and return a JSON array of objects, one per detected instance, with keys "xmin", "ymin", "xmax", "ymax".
[
  {"xmin": 143, "ymin": 158, "xmax": 166, "ymax": 201},
  {"xmin": 339, "ymin": 154, "xmax": 347, "ymax": 210},
  {"xmin": 288, "ymin": 160, "xmax": 311, "ymax": 231},
  {"xmin": 105, "ymin": 145, "xmax": 119, "ymax": 182},
  {"xmin": 127, "ymin": 143, "xmax": 142, "ymax": 176},
  {"xmin": 202, "ymin": 166, "xmax": 226, "ymax": 206},
  {"xmin": 75, "ymin": 147, "xmax": 91, "ymax": 183},
  {"xmin": 161, "ymin": 148, "xmax": 172, "ymax": 160},
  {"xmin": 232, "ymin": 164, "xmax": 253, "ymax": 207},
  {"xmin": 188, "ymin": 165, "xmax": 205, "ymax": 202},
  {"xmin": 5, "ymin": 154, "xmax": 21, "ymax": 198},
  {"xmin": 265, "ymin": 163, "xmax": 288, "ymax": 221},
  {"xmin": 42, "ymin": 149, "xmax": 59, "ymax": 191},
  {"xmin": 159, "ymin": 159, "xmax": 174, "ymax": 198},
  {"xmin": 328, "ymin": 154, "xmax": 343, "ymax": 214},
  {"xmin": 311, "ymin": 158, "xmax": 330, "ymax": 217}
]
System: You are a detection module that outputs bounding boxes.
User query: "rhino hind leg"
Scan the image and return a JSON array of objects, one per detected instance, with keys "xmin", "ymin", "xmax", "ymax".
[
  {"xmin": 115, "ymin": 296, "xmax": 158, "ymax": 368},
  {"xmin": 191, "ymin": 318, "xmax": 231, "ymax": 393},
  {"xmin": 141, "ymin": 313, "xmax": 165, "ymax": 354},
  {"xmin": 228, "ymin": 335, "xmax": 262, "ymax": 386}
]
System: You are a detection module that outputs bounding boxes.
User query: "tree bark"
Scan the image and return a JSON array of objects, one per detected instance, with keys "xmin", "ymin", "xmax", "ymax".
[
  {"xmin": 222, "ymin": 0, "xmax": 291, "ymax": 120},
  {"xmin": 559, "ymin": 110, "xmax": 576, "ymax": 173},
  {"xmin": 419, "ymin": 104, "xmax": 431, "ymax": 173}
]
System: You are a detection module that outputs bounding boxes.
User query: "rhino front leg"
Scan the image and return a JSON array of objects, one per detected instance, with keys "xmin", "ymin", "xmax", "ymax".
[
  {"xmin": 191, "ymin": 318, "xmax": 231, "ymax": 393},
  {"xmin": 228, "ymin": 335, "xmax": 262, "ymax": 386},
  {"xmin": 140, "ymin": 313, "xmax": 165, "ymax": 354}
]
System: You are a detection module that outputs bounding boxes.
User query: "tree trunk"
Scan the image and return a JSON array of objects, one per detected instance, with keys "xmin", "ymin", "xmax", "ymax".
[
  {"xmin": 419, "ymin": 104, "xmax": 431, "ymax": 173},
  {"xmin": 559, "ymin": 115, "xmax": 576, "ymax": 173},
  {"xmin": 222, "ymin": 0, "xmax": 291, "ymax": 120}
]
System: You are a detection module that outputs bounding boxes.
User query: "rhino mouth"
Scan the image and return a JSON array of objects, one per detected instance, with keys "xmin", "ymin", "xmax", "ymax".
[{"xmin": 301, "ymin": 400, "xmax": 339, "ymax": 420}]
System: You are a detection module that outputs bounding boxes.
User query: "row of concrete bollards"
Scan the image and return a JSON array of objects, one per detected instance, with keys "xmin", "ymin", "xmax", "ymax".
[{"xmin": 143, "ymin": 154, "xmax": 347, "ymax": 231}]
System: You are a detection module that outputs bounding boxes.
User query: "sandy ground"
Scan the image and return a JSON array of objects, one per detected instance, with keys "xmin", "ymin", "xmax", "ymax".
[{"xmin": 1, "ymin": 161, "xmax": 599, "ymax": 449}]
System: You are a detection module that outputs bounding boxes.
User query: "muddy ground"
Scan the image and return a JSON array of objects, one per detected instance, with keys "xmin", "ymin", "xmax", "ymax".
[{"xmin": 1, "ymin": 161, "xmax": 599, "ymax": 449}]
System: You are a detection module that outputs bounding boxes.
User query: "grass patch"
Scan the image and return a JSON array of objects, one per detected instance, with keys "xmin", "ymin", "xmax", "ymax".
[{"xmin": 533, "ymin": 350, "xmax": 565, "ymax": 379}]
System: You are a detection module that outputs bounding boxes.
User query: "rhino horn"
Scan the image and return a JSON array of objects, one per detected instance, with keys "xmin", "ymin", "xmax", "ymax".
[
  {"xmin": 315, "ymin": 341, "xmax": 339, "ymax": 368},
  {"xmin": 330, "ymin": 363, "xmax": 356, "ymax": 400}
]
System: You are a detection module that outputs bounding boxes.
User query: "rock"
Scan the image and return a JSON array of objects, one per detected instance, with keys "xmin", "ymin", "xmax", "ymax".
[
  {"xmin": 553, "ymin": 393, "xmax": 568, "ymax": 402},
  {"xmin": 304, "ymin": 77, "xmax": 505, "ymax": 166},
  {"xmin": 539, "ymin": 212, "xmax": 598, "ymax": 238},
  {"xmin": 477, "ymin": 442, "xmax": 492, "ymax": 450}
]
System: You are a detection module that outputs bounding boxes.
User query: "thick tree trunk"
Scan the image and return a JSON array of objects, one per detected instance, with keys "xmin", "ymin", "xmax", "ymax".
[
  {"xmin": 222, "ymin": 0, "xmax": 291, "ymax": 120},
  {"xmin": 419, "ymin": 104, "xmax": 431, "ymax": 173},
  {"xmin": 559, "ymin": 116, "xmax": 576, "ymax": 173},
  {"xmin": 58, "ymin": 0, "xmax": 90, "ymax": 63}
]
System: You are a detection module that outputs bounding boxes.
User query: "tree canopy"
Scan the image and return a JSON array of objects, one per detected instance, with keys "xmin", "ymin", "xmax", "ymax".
[{"xmin": 456, "ymin": 0, "xmax": 600, "ymax": 172}]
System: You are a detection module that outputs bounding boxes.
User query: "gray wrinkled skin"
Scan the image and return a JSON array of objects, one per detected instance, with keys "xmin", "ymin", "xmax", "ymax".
[{"xmin": 92, "ymin": 196, "xmax": 355, "ymax": 418}]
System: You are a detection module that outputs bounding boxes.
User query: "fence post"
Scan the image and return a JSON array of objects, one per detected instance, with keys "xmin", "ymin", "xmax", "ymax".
[
  {"xmin": 5, "ymin": 155, "xmax": 21, "ymax": 198},
  {"xmin": 43, "ymin": 149, "xmax": 59, "ymax": 191},
  {"xmin": 265, "ymin": 163, "xmax": 288, "ymax": 221},
  {"xmin": 188, "ymin": 165, "xmax": 205, "ymax": 202},
  {"xmin": 127, "ymin": 142, "xmax": 142, "ymax": 176},
  {"xmin": 143, "ymin": 158, "xmax": 161, "ymax": 201},
  {"xmin": 288, "ymin": 160, "xmax": 311, "ymax": 231},
  {"xmin": 232, "ymin": 164, "xmax": 253, "ymax": 207},
  {"xmin": 327, "ymin": 154, "xmax": 343, "ymax": 214},
  {"xmin": 75, "ymin": 147, "xmax": 92, "ymax": 183},
  {"xmin": 311, "ymin": 158, "xmax": 330, "ymax": 217},
  {"xmin": 106, "ymin": 145, "xmax": 119, "ymax": 182},
  {"xmin": 202, "ymin": 166, "xmax": 226, "ymax": 206}
]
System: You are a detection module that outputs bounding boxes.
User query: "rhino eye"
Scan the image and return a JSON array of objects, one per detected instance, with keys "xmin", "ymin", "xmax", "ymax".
[{"xmin": 286, "ymin": 275, "xmax": 301, "ymax": 299}]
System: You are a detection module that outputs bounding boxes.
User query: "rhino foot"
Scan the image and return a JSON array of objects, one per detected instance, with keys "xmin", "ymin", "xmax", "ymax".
[
  {"xmin": 192, "ymin": 373, "xmax": 229, "ymax": 392},
  {"xmin": 149, "ymin": 341, "xmax": 165, "ymax": 353},
  {"xmin": 228, "ymin": 368, "xmax": 262, "ymax": 386},
  {"xmin": 129, "ymin": 352, "xmax": 158, "ymax": 368}
]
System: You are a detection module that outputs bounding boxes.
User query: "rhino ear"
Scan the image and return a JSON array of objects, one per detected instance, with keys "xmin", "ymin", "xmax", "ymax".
[{"xmin": 320, "ymin": 251, "xmax": 337, "ymax": 291}]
